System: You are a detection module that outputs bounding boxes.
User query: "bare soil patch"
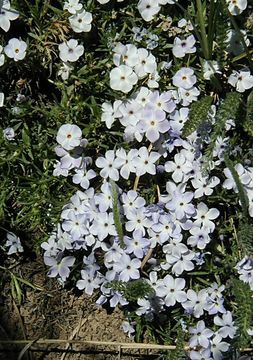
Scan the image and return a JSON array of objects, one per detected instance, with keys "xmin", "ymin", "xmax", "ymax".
[{"xmin": 0, "ymin": 255, "xmax": 153, "ymax": 360}]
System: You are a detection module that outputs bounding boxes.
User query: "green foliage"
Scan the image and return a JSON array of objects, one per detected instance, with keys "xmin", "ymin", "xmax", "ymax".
[
  {"xmin": 165, "ymin": 326, "xmax": 186, "ymax": 360},
  {"xmin": 106, "ymin": 279, "xmax": 155, "ymax": 302},
  {"xmin": 0, "ymin": 103, "xmax": 72, "ymax": 243},
  {"xmin": 214, "ymin": 92, "xmax": 241, "ymax": 129},
  {"xmin": 231, "ymin": 278, "xmax": 253, "ymax": 348},
  {"xmin": 182, "ymin": 95, "xmax": 213, "ymax": 137},
  {"xmin": 224, "ymin": 153, "xmax": 249, "ymax": 220},
  {"xmin": 244, "ymin": 89, "xmax": 253, "ymax": 137},
  {"xmin": 0, "ymin": 265, "xmax": 43, "ymax": 305},
  {"xmin": 110, "ymin": 180, "xmax": 125, "ymax": 248},
  {"xmin": 184, "ymin": 0, "xmax": 218, "ymax": 60},
  {"xmin": 215, "ymin": 0, "xmax": 230, "ymax": 66},
  {"xmin": 237, "ymin": 223, "xmax": 253, "ymax": 256},
  {"xmin": 1, "ymin": 0, "xmax": 253, "ymax": 353},
  {"xmin": 204, "ymin": 92, "xmax": 242, "ymax": 168}
]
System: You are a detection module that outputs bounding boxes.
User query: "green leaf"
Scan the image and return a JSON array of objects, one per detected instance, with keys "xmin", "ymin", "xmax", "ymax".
[
  {"xmin": 231, "ymin": 279, "xmax": 253, "ymax": 348},
  {"xmin": 224, "ymin": 153, "xmax": 249, "ymax": 220},
  {"xmin": 244, "ymin": 89, "xmax": 253, "ymax": 137},
  {"xmin": 11, "ymin": 274, "xmax": 23, "ymax": 305},
  {"xmin": 182, "ymin": 95, "xmax": 213, "ymax": 137},
  {"xmin": 110, "ymin": 180, "xmax": 125, "ymax": 248},
  {"xmin": 22, "ymin": 127, "xmax": 31, "ymax": 147}
]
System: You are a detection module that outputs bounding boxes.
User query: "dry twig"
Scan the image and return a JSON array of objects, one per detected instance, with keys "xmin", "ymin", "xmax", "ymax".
[{"xmin": 0, "ymin": 339, "xmax": 253, "ymax": 352}]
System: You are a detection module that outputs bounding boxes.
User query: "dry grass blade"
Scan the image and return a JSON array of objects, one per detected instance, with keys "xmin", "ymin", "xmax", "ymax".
[
  {"xmin": 0, "ymin": 339, "xmax": 253, "ymax": 354},
  {"xmin": 17, "ymin": 340, "xmax": 37, "ymax": 360},
  {"xmin": 60, "ymin": 312, "xmax": 86, "ymax": 360},
  {"xmin": 12, "ymin": 300, "xmax": 34, "ymax": 360}
]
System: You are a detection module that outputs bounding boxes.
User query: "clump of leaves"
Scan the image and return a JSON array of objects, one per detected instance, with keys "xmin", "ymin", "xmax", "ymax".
[
  {"xmin": 231, "ymin": 278, "xmax": 253, "ymax": 348},
  {"xmin": 107, "ymin": 279, "xmax": 155, "ymax": 302},
  {"xmin": 182, "ymin": 95, "xmax": 213, "ymax": 137}
]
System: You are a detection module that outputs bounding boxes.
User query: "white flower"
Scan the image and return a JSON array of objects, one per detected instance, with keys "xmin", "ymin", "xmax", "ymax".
[
  {"xmin": 95, "ymin": 150, "xmax": 122, "ymax": 181},
  {"xmin": 226, "ymin": 0, "xmax": 247, "ymax": 15},
  {"xmin": 138, "ymin": 105, "xmax": 170, "ymax": 143},
  {"xmin": 146, "ymin": 33, "xmax": 159, "ymax": 50},
  {"xmin": 76, "ymin": 269, "xmax": 103, "ymax": 295},
  {"xmin": 62, "ymin": 213, "xmax": 89, "ymax": 239},
  {"xmin": 247, "ymin": 328, "xmax": 253, "ymax": 336},
  {"xmin": 119, "ymin": 99, "xmax": 142, "ymax": 127},
  {"xmin": 63, "ymin": 0, "xmax": 82, "ymax": 14},
  {"xmin": 97, "ymin": 0, "xmax": 124, "ymax": 3},
  {"xmin": 151, "ymin": 214, "xmax": 179, "ymax": 244},
  {"xmin": 178, "ymin": 18, "xmax": 194, "ymax": 31},
  {"xmin": 69, "ymin": 9, "xmax": 92, "ymax": 33},
  {"xmin": 0, "ymin": 92, "xmax": 4, "ymax": 107},
  {"xmin": 5, "ymin": 232, "xmax": 24, "ymax": 255},
  {"xmin": 166, "ymin": 190, "xmax": 195, "ymax": 220},
  {"xmin": 172, "ymin": 67, "xmax": 197, "ymax": 89},
  {"xmin": 156, "ymin": 274, "xmax": 187, "ymax": 307},
  {"xmin": 121, "ymin": 321, "xmax": 135, "ymax": 338},
  {"xmin": 147, "ymin": 71, "xmax": 160, "ymax": 88},
  {"xmin": 57, "ymin": 62, "xmax": 73, "ymax": 80},
  {"xmin": 110, "ymin": 65, "xmax": 138, "ymax": 93},
  {"xmin": 0, "ymin": 45, "xmax": 5, "ymax": 66},
  {"xmin": 125, "ymin": 207, "xmax": 152, "ymax": 235},
  {"xmin": 53, "ymin": 161, "xmax": 69, "ymax": 177},
  {"xmin": 228, "ymin": 69, "xmax": 253, "ymax": 93},
  {"xmin": 148, "ymin": 90, "xmax": 176, "ymax": 113},
  {"xmin": 114, "ymin": 253, "xmax": 141, "ymax": 282},
  {"xmin": 44, "ymin": 255, "xmax": 75, "ymax": 281},
  {"xmin": 182, "ymin": 289, "xmax": 210, "ymax": 317},
  {"xmin": 213, "ymin": 136, "xmax": 229, "ymax": 159},
  {"xmin": 3, "ymin": 127, "xmax": 15, "ymax": 140},
  {"xmin": 101, "ymin": 100, "xmax": 122, "ymax": 129},
  {"xmin": 203, "ymin": 60, "xmax": 220, "ymax": 80},
  {"xmin": 56, "ymin": 124, "xmax": 82, "ymax": 150},
  {"xmin": 137, "ymin": 0, "xmax": 161, "ymax": 22},
  {"xmin": 226, "ymin": 29, "xmax": 250, "ymax": 56},
  {"xmin": 72, "ymin": 169, "xmax": 96, "ymax": 189},
  {"xmin": 193, "ymin": 202, "xmax": 220, "ymax": 233},
  {"xmin": 191, "ymin": 175, "xmax": 220, "ymax": 198},
  {"xmin": 162, "ymin": 238, "xmax": 195, "ymax": 275},
  {"xmin": 4, "ymin": 38, "xmax": 27, "ymax": 61},
  {"xmin": 211, "ymin": 335, "xmax": 230, "ymax": 360},
  {"xmin": 0, "ymin": 1, "xmax": 19, "ymax": 32},
  {"xmin": 165, "ymin": 152, "xmax": 193, "ymax": 183},
  {"xmin": 178, "ymin": 86, "xmax": 200, "ymax": 106},
  {"xmin": 134, "ymin": 86, "xmax": 152, "ymax": 106},
  {"xmin": 122, "ymin": 190, "xmax": 146, "ymax": 217},
  {"xmin": 125, "ymin": 230, "xmax": 150, "ymax": 258},
  {"xmin": 172, "ymin": 35, "xmax": 196, "ymax": 58},
  {"xmin": 115, "ymin": 148, "xmax": 139, "ymax": 179},
  {"xmin": 112, "ymin": 43, "xmax": 139, "ymax": 67},
  {"xmin": 58, "ymin": 39, "xmax": 84, "ymax": 62},
  {"xmin": 159, "ymin": 0, "xmax": 176, "ymax": 3},
  {"xmin": 214, "ymin": 311, "xmax": 237, "ymax": 339},
  {"xmin": 133, "ymin": 146, "xmax": 160, "ymax": 176},
  {"xmin": 134, "ymin": 48, "xmax": 157, "ymax": 78},
  {"xmin": 187, "ymin": 226, "xmax": 211, "ymax": 250},
  {"xmin": 188, "ymin": 347, "xmax": 212, "ymax": 360},
  {"xmin": 189, "ymin": 320, "xmax": 214, "ymax": 349},
  {"xmin": 223, "ymin": 163, "xmax": 251, "ymax": 192},
  {"xmin": 169, "ymin": 107, "xmax": 189, "ymax": 133}
]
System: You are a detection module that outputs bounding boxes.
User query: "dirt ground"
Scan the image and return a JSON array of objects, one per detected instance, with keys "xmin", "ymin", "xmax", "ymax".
[{"xmin": 0, "ymin": 255, "xmax": 163, "ymax": 360}]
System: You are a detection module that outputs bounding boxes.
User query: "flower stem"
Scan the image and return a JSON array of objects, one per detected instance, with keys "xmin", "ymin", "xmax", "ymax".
[
  {"xmin": 133, "ymin": 143, "xmax": 153, "ymax": 192},
  {"xmin": 196, "ymin": 0, "xmax": 210, "ymax": 59}
]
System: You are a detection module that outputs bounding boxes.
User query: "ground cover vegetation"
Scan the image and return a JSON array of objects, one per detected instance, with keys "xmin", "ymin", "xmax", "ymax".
[{"xmin": 1, "ymin": 0, "xmax": 253, "ymax": 358}]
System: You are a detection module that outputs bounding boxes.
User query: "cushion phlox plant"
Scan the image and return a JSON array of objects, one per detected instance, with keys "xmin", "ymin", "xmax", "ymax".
[{"xmin": 1, "ymin": 0, "xmax": 253, "ymax": 359}]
